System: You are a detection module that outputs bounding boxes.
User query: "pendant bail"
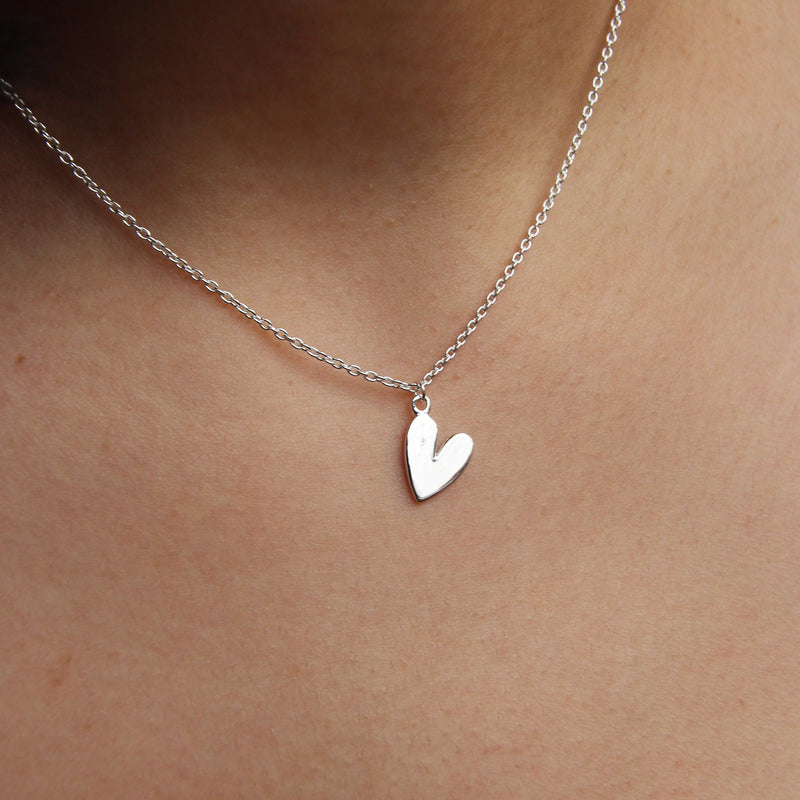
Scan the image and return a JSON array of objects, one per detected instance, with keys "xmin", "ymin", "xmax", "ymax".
[{"xmin": 411, "ymin": 390, "xmax": 430, "ymax": 415}]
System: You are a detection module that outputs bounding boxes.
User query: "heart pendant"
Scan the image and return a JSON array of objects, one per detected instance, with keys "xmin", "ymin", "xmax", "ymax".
[{"xmin": 405, "ymin": 410, "xmax": 473, "ymax": 501}]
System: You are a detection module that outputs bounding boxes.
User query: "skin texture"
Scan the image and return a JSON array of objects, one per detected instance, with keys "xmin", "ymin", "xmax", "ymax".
[{"xmin": 1, "ymin": 1, "xmax": 799, "ymax": 797}]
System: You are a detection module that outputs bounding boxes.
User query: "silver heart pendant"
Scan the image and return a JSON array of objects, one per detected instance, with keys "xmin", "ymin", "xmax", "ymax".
[{"xmin": 405, "ymin": 410, "xmax": 473, "ymax": 501}]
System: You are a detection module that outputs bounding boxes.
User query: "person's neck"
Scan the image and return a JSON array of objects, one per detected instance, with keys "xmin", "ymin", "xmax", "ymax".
[
  {"xmin": 5, "ymin": 0, "xmax": 650, "ymax": 317},
  {"xmin": 15, "ymin": 1, "xmax": 625, "ymax": 179}
]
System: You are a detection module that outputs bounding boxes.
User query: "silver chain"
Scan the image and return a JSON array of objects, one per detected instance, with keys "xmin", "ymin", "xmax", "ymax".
[{"xmin": 0, "ymin": 1, "xmax": 625, "ymax": 399}]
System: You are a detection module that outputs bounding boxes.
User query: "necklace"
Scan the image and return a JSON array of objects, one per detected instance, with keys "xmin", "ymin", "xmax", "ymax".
[{"xmin": 0, "ymin": 2, "xmax": 626, "ymax": 501}]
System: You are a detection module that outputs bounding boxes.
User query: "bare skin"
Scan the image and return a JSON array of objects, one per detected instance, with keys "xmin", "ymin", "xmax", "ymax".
[{"xmin": 1, "ymin": 1, "xmax": 799, "ymax": 797}]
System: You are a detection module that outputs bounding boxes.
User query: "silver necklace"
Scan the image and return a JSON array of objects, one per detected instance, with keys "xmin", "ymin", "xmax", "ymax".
[{"xmin": 0, "ymin": 2, "xmax": 626, "ymax": 501}]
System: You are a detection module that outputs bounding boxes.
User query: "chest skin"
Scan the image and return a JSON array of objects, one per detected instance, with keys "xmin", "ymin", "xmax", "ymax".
[
  {"xmin": 1, "ymin": 4, "xmax": 800, "ymax": 796},
  {"xmin": 2, "ymin": 177, "xmax": 798, "ymax": 798}
]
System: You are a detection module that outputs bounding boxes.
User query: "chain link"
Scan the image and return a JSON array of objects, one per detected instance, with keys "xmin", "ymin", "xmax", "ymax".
[
  {"xmin": 419, "ymin": 1, "xmax": 626, "ymax": 388},
  {"xmin": 0, "ymin": 0, "xmax": 625, "ymax": 397}
]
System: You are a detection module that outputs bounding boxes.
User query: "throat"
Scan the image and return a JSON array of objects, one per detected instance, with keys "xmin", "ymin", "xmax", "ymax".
[{"xmin": 9, "ymin": 0, "xmax": 620, "ymax": 181}]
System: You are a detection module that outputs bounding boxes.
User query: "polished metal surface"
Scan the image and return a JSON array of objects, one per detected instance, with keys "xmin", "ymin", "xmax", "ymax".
[{"xmin": 405, "ymin": 410, "xmax": 473, "ymax": 502}]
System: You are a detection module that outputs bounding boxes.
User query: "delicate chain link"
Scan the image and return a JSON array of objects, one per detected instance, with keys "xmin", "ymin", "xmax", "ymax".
[
  {"xmin": 420, "ymin": 1, "xmax": 626, "ymax": 388},
  {"xmin": 0, "ymin": 0, "xmax": 625, "ymax": 398}
]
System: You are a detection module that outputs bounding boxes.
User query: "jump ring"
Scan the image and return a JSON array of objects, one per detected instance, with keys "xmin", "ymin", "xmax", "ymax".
[{"xmin": 411, "ymin": 392, "xmax": 430, "ymax": 415}]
